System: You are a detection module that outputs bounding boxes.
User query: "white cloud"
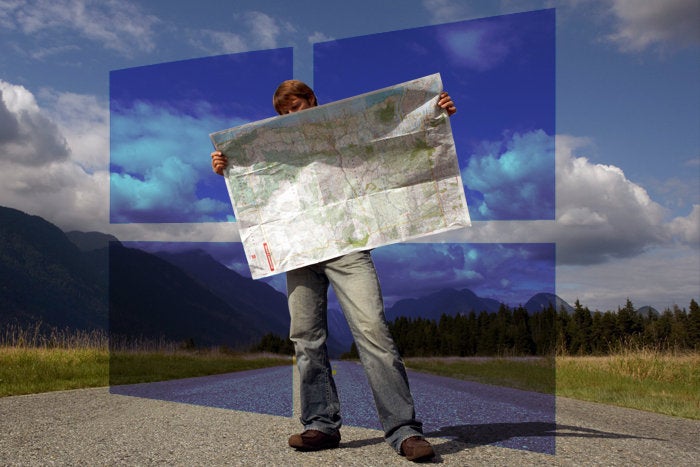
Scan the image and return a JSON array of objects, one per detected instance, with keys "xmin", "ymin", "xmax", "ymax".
[
  {"xmin": 422, "ymin": 0, "xmax": 474, "ymax": 24},
  {"xmin": 191, "ymin": 10, "xmax": 294, "ymax": 55},
  {"xmin": 0, "ymin": 79, "xmax": 240, "ymax": 233},
  {"xmin": 308, "ymin": 31, "xmax": 333, "ymax": 44},
  {"xmin": 0, "ymin": 80, "xmax": 70, "ymax": 165},
  {"xmin": 1, "ymin": 0, "xmax": 159, "ymax": 57},
  {"xmin": 447, "ymin": 27, "xmax": 513, "ymax": 71},
  {"xmin": 192, "ymin": 30, "xmax": 248, "ymax": 55},
  {"xmin": 462, "ymin": 130, "xmax": 554, "ymax": 219},
  {"xmin": 40, "ymin": 90, "xmax": 109, "ymax": 172},
  {"xmin": 554, "ymin": 135, "xmax": 671, "ymax": 263},
  {"xmin": 29, "ymin": 44, "xmax": 81, "ymax": 60},
  {"xmin": 439, "ymin": 134, "xmax": 698, "ymax": 264},
  {"xmin": 669, "ymin": 204, "xmax": 700, "ymax": 244},
  {"xmin": 245, "ymin": 11, "xmax": 281, "ymax": 49},
  {"xmin": 110, "ymin": 102, "xmax": 235, "ymax": 223},
  {"xmin": 0, "ymin": 80, "xmax": 109, "ymax": 231},
  {"xmin": 606, "ymin": 0, "xmax": 700, "ymax": 52}
]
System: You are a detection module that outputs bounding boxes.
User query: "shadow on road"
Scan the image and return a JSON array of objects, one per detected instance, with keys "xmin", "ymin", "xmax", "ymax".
[
  {"xmin": 425, "ymin": 421, "xmax": 666, "ymax": 456},
  {"xmin": 339, "ymin": 436, "xmax": 386, "ymax": 449}
]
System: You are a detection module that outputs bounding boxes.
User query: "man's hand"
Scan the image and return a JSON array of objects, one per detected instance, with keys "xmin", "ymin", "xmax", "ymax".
[
  {"xmin": 211, "ymin": 150, "xmax": 227, "ymax": 176},
  {"xmin": 438, "ymin": 92, "xmax": 457, "ymax": 116}
]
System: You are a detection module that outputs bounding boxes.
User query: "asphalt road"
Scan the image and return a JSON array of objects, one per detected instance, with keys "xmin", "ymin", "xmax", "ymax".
[{"xmin": 1, "ymin": 363, "xmax": 698, "ymax": 465}]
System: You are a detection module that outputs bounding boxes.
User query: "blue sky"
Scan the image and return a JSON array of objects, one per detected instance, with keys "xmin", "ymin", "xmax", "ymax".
[{"xmin": 0, "ymin": 0, "xmax": 698, "ymax": 312}]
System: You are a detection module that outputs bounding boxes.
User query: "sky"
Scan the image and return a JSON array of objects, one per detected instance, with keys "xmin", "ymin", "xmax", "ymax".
[{"xmin": 0, "ymin": 0, "xmax": 698, "ymax": 312}]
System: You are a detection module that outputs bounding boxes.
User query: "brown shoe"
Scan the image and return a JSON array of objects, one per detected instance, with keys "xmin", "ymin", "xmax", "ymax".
[
  {"xmin": 401, "ymin": 436, "xmax": 435, "ymax": 462},
  {"xmin": 288, "ymin": 429, "xmax": 341, "ymax": 451}
]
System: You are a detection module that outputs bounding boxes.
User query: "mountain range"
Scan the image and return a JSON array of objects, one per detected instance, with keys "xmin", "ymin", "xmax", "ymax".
[{"xmin": 1, "ymin": 205, "xmax": 577, "ymax": 355}]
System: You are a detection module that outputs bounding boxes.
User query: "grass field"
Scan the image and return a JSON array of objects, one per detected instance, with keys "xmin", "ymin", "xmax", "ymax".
[
  {"xmin": 0, "ymin": 347, "xmax": 108, "ymax": 396},
  {"xmin": 1, "ymin": 324, "xmax": 697, "ymax": 419},
  {"xmin": 109, "ymin": 350, "xmax": 292, "ymax": 385},
  {"xmin": 404, "ymin": 350, "xmax": 700, "ymax": 420},
  {"xmin": 554, "ymin": 351, "xmax": 699, "ymax": 419},
  {"xmin": 0, "ymin": 347, "xmax": 291, "ymax": 397}
]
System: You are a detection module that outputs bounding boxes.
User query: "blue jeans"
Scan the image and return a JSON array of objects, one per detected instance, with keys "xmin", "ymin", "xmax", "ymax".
[{"xmin": 287, "ymin": 251, "xmax": 424, "ymax": 452}]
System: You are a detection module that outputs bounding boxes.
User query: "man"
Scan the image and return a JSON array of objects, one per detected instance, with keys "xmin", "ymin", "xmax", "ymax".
[{"xmin": 212, "ymin": 80, "xmax": 456, "ymax": 462}]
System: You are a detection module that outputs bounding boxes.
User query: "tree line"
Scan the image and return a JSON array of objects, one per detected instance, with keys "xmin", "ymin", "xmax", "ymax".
[
  {"xmin": 386, "ymin": 299, "xmax": 700, "ymax": 357},
  {"xmin": 253, "ymin": 299, "xmax": 700, "ymax": 357}
]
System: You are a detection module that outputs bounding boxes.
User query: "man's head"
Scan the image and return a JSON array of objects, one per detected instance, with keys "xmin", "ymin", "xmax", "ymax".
[{"xmin": 273, "ymin": 80, "xmax": 317, "ymax": 115}]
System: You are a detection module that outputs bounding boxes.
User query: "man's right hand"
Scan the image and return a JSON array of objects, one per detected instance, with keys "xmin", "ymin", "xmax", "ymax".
[{"xmin": 211, "ymin": 150, "xmax": 228, "ymax": 176}]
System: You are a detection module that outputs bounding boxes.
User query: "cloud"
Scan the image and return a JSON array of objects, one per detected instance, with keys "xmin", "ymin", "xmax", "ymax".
[
  {"xmin": 0, "ymin": 0, "xmax": 160, "ymax": 57},
  {"xmin": 40, "ymin": 90, "xmax": 109, "ymax": 172},
  {"xmin": 422, "ymin": 0, "xmax": 475, "ymax": 24},
  {"xmin": 191, "ymin": 10, "xmax": 294, "ymax": 55},
  {"xmin": 462, "ymin": 129, "xmax": 555, "ymax": 220},
  {"xmin": 606, "ymin": 0, "xmax": 700, "ymax": 52},
  {"xmin": 0, "ymin": 80, "xmax": 70, "ymax": 165},
  {"xmin": 192, "ymin": 30, "xmax": 248, "ymax": 55},
  {"xmin": 554, "ymin": 135, "xmax": 671, "ymax": 262},
  {"xmin": 669, "ymin": 204, "xmax": 700, "ymax": 244},
  {"xmin": 557, "ymin": 245, "xmax": 700, "ymax": 312},
  {"xmin": 110, "ymin": 102, "xmax": 236, "ymax": 223},
  {"xmin": 441, "ymin": 134, "xmax": 698, "ymax": 265},
  {"xmin": 308, "ymin": 31, "xmax": 333, "ymax": 44},
  {"xmin": 436, "ymin": 19, "xmax": 513, "ymax": 71},
  {"xmin": 0, "ymin": 80, "xmax": 109, "ymax": 231},
  {"xmin": 245, "ymin": 11, "xmax": 283, "ymax": 49}
]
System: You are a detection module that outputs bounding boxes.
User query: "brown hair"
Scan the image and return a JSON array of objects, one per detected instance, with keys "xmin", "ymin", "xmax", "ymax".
[{"xmin": 272, "ymin": 80, "xmax": 317, "ymax": 115}]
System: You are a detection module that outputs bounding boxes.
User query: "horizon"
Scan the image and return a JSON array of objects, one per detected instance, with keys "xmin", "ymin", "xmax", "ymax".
[{"xmin": 120, "ymin": 236, "xmax": 687, "ymax": 313}]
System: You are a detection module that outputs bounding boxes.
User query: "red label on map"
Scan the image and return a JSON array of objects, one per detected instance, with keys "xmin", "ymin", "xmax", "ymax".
[{"xmin": 263, "ymin": 243, "xmax": 274, "ymax": 271}]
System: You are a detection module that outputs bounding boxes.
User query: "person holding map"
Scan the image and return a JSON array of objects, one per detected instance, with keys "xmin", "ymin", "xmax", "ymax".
[{"xmin": 211, "ymin": 80, "xmax": 456, "ymax": 462}]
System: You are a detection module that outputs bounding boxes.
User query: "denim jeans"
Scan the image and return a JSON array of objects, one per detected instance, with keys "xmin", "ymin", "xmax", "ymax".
[{"xmin": 287, "ymin": 250, "xmax": 424, "ymax": 452}]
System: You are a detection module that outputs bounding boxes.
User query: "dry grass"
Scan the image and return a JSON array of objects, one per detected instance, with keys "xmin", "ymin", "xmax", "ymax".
[
  {"xmin": 556, "ymin": 349, "xmax": 699, "ymax": 419},
  {"xmin": 1, "ymin": 322, "xmax": 108, "ymax": 349}
]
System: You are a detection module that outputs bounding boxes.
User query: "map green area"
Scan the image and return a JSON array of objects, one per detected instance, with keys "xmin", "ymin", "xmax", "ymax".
[{"xmin": 210, "ymin": 73, "xmax": 470, "ymax": 279}]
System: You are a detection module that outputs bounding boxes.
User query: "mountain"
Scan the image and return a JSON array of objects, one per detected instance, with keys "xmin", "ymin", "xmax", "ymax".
[
  {"xmin": 66, "ymin": 231, "xmax": 120, "ymax": 252},
  {"xmin": 386, "ymin": 288, "xmax": 501, "ymax": 322},
  {"xmin": 386, "ymin": 289, "xmax": 573, "ymax": 321},
  {"xmin": 0, "ymin": 206, "xmax": 108, "ymax": 330},
  {"xmin": 524, "ymin": 293, "xmax": 574, "ymax": 315},
  {"xmin": 637, "ymin": 305, "xmax": 660, "ymax": 317},
  {"xmin": 0, "ymin": 206, "xmax": 288, "ymax": 349},
  {"xmin": 108, "ymin": 243, "xmax": 260, "ymax": 348},
  {"xmin": 328, "ymin": 288, "xmax": 573, "ymax": 355},
  {"xmin": 327, "ymin": 307, "xmax": 354, "ymax": 357},
  {"xmin": 153, "ymin": 249, "xmax": 290, "ymax": 338}
]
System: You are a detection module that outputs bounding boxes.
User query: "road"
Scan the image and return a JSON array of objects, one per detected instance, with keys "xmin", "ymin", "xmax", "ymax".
[{"xmin": 1, "ymin": 362, "xmax": 698, "ymax": 465}]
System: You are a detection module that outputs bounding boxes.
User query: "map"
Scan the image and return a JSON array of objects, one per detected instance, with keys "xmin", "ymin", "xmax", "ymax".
[{"xmin": 210, "ymin": 73, "xmax": 470, "ymax": 279}]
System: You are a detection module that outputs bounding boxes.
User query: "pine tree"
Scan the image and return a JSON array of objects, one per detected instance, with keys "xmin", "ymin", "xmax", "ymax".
[
  {"xmin": 688, "ymin": 299, "xmax": 700, "ymax": 349},
  {"xmin": 511, "ymin": 305, "xmax": 534, "ymax": 355},
  {"xmin": 569, "ymin": 299, "xmax": 592, "ymax": 354},
  {"xmin": 531, "ymin": 303, "xmax": 556, "ymax": 355}
]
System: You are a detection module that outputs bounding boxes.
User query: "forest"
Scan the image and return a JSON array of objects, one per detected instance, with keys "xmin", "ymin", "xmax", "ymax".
[
  {"xmin": 253, "ymin": 299, "xmax": 700, "ymax": 357},
  {"xmin": 383, "ymin": 299, "xmax": 700, "ymax": 358}
]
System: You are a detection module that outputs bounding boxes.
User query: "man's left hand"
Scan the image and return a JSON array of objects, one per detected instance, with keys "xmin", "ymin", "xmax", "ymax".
[{"xmin": 438, "ymin": 92, "xmax": 457, "ymax": 116}]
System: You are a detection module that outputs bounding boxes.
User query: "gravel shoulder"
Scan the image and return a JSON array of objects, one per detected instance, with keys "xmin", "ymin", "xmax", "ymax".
[{"xmin": 1, "ymin": 387, "xmax": 698, "ymax": 466}]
